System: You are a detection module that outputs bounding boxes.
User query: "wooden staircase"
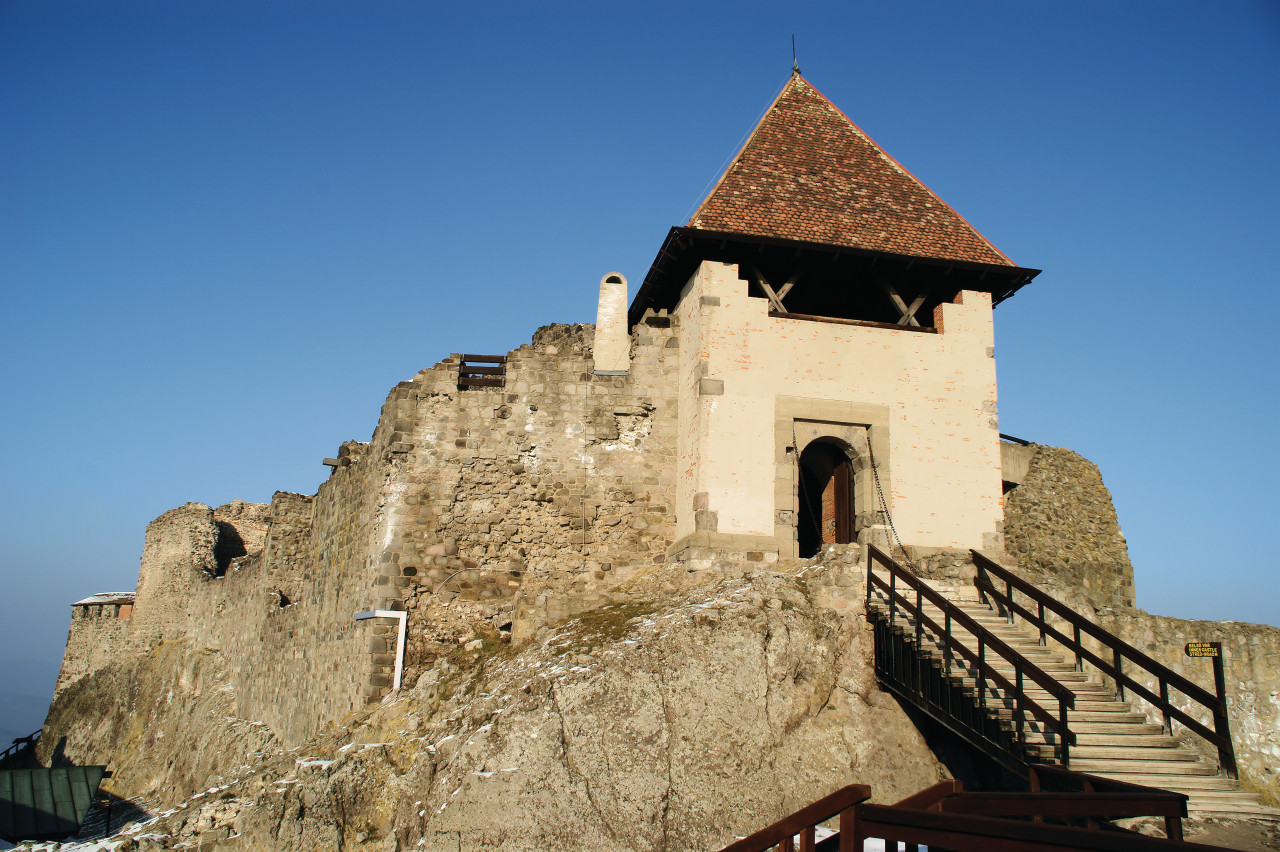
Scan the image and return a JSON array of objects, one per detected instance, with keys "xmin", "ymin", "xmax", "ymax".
[
  {"xmin": 949, "ymin": 592, "xmax": 1274, "ymax": 818},
  {"xmin": 865, "ymin": 545, "xmax": 1280, "ymax": 822}
]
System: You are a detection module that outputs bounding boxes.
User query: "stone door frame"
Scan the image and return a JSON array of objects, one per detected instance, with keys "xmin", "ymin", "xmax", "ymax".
[{"xmin": 774, "ymin": 396, "xmax": 891, "ymax": 560}]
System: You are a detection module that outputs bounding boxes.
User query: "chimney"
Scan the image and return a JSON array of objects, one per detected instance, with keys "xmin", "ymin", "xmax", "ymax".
[{"xmin": 593, "ymin": 272, "xmax": 629, "ymax": 374}]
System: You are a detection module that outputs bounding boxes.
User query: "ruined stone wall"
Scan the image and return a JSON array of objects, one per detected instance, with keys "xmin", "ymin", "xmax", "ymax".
[
  {"xmin": 53, "ymin": 606, "xmax": 133, "ymax": 693},
  {"xmin": 1097, "ymin": 610, "xmax": 1280, "ymax": 808},
  {"xmin": 130, "ymin": 503, "xmax": 221, "ymax": 645},
  {"xmin": 369, "ymin": 319, "xmax": 681, "ymax": 689},
  {"xmin": 1002, "ymin": 444, "xmax": 1136, "ymax": 610},
  {"xmin": 180, "ymin": 488, "xmax": 383, "ymax": 747},
  {"xmin": 53, "ymin": 319, "xmax": 683, "ymax": 747}
]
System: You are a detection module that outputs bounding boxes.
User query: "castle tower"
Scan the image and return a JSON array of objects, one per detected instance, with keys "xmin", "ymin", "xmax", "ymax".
[{"xmin": 630, "ymin": 73, "xmax": 1040, "ymax": 559}]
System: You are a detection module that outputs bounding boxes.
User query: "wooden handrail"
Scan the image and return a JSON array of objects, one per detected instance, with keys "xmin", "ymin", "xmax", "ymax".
[
  {"xmin": 971, "ymin": 550, "xmax": 1238, "ymax": 779},
  {"xmin": 871, "ymin": 576, "xmax": 1072, "ymax": 737},
  {"xmin": 1029, "ymin": 763, "xmax": 1185, "ymax": 799},
  {"xmin": 971, "ymin": 553, "xmax": 1216, "ymax": 705},
  {"xmin": 849, "ymin": 803, "xmax": 1224, "ymax": 852},
  {"xmin": 892, "ymin": 780, "xmax": 964, "ymax": 810},
  {"xmin": 866, "ymin": 545, "xmax": 1076, "ymax": 766},
  {"xmin": 936, "ymin": 792, "xmax": 1186, "ymax": 818},
  {"xmin": 720, "ymin": 774, "xmax": 1202, "ymax": 852},
  {"xmin": 716, "ymin": 784, "xmax": 870, "ymax": 852},
  {"xmin": 977, "ymin": 583, "xmax": 1232, "ymax": 753},
  {"xmin": 868, "ymin": 564, "xmax": 1074, "ymax": 705}
]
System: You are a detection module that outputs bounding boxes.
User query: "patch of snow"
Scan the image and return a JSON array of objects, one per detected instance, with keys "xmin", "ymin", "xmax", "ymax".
[{"xmin": 297, "ymin": 758, "xmax": 335, "ymax": 769}]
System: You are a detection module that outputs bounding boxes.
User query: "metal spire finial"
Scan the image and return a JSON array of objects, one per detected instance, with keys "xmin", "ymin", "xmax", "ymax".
[{"xmin": 792, "ymin": 35, "xmax": 800, "ymax": 75}]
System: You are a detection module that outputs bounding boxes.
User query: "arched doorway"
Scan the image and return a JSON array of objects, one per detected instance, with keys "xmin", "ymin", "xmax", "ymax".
[{"xmin": 798, "ymin": 441, "xmax": 856, "ymax": 559}]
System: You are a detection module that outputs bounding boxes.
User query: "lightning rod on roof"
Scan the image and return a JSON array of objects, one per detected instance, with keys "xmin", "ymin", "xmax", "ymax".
[{"xmin": 792, "ymin": 35, "xmax": 800, "ymax": 75}]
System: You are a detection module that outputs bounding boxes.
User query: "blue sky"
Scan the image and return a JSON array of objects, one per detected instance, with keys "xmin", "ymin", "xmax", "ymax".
[{"xmin": 1, "ymin": 1, "xmax": 1277, "ymax": 747}]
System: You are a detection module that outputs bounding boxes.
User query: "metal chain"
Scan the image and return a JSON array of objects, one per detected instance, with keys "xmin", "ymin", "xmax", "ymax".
[{"xmin": 867, "ymin": 440, "xmax": 919, "ymax": 572}]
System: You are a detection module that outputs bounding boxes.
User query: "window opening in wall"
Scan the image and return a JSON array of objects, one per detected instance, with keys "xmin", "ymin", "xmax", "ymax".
[
  {"xmin": 458, "ymin": 354, "xmax": 507, "ymax": 390},
  {"xmin": 798, "ymin": 440, "xmax": 855, "ymax": 559}
]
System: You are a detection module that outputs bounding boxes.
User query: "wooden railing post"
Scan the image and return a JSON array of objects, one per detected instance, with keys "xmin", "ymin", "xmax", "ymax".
[
  {"xmin": 1037, "ymin": 601, "xmax": 1046, "ymax": 645},
  {"xmin": 1159, "ymin": 680, "xmax": 1172, "ymax": 735},
  {"xmin": 1015, "ymin": 664, "xmax": 1026, "ymax": 743},
  {"xmin": 1059, "ymin": 696, "xmax": 1071, "ymax": 767},
  {"xmin": 838, "ymin": 806, "xmax": 857, "ymax": 852},
  {"xmin": 1113, "ymin": 648, "xmax": 1125, "ymax": 700},
  {"xmin": 914, "ymin": 587, "xmax": 923, "ymax": 647},
  {"xmin": 889, "ymin": 569, "xmax": 897, "ymax": 627},
  {"xmin": 977, "ymin": 636, "xmax": 986, "ymax": 709},
  {"xmin": 1073, "ymin": 624, "xmax": 1083, "ymax": 672},
  {"xmin": 943, "ymin": 610, "xmax": 953, "ymax": 677},
  {"xmin": 1211, "ymin": 651, "xmax": 1239, "ymax": 779}
]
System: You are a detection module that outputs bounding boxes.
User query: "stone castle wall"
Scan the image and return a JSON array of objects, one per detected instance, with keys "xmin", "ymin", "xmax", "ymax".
[
  {"xmin": 1098, "ymin": 610, "xmax": 1280, "ymax": 808},
  {"xmin": 52, "ymin": 315, "xmax": 1278, "ymax": 800},
  {"xmin": 179, "ymin": 489, "xmax": 381, "ymax": 746},
  {"xmin": 54, "ymin": 317, "xmax": 683, "ymax": 746},
  {"xmin": 1002, "ymin": 444, "xmax": 1136, "ymax": 611},
  {"xmin": 371, "ymin": 319, "xmax": 681, "ymax": 689},
  {"xmin": 54, "ymin": 605, "xmax": 133, "ymax": 693}
]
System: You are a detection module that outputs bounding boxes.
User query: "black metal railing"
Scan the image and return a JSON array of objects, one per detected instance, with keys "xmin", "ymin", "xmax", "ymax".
[
  {"xmin": 0, "ymin": 731, "xmax": 40, "ymax": 769},
  {"xmin": 970, "ymin": 551, "xmax": 1238, "ymax": 779},
  {"xmin": 866, "ymin": 545, "xmax": 1076, "ymax": 772}
]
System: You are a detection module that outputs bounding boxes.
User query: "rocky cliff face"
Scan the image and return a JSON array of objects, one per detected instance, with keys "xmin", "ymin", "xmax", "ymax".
[{"xmin": 41, "ymin": 569, "xmax": 945, "ymax": 851}]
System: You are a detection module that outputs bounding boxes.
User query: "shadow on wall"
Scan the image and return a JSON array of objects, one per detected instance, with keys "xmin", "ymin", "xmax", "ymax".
[{"xmin": 212, "ymin": 522, "xmax": 247, "ymax": 576}]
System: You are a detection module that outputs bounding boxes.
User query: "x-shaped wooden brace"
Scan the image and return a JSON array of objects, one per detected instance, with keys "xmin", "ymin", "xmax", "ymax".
[
  {"xmin": 753, "ymin": 267, "xmax": 801, "ymax": 314},
  {"xmin": 875, "ymin": 276, "xmax": 926, "ymax": 326}
]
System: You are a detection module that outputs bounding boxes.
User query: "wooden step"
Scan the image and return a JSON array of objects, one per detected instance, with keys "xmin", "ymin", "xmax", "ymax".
[
  {"xmin": 1057, "ymin": 745, "xmax": 1205, "ymax": 761},
  {"xmin": 1068, "ymin": 720, "xmax": 1166, "ymax": 735},
  {"xmin": 878, "ymin": 591, "xmax": 1263, "ymax": 818},
  {"xmin": 1184, "ymin": 789, "xmax": 1270, "ymax": 804},
  {"xmin": 1086, "ymin": 772, "xmax": 1238, "ymax": 790},
  {"xmin": 1073, "ymin": 733, "xmax": 1179, "ymax": 747}
]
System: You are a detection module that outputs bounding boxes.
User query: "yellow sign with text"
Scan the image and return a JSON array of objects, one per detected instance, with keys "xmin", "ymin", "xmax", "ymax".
[{"xmin": 1185, "ymin": 642, "xmax": 1221, "ymax": 658}]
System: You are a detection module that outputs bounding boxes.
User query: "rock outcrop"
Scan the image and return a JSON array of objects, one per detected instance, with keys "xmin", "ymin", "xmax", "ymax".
[{"xmin": 41, "ymin": 569, "xmax": 945, "ymax": 851}]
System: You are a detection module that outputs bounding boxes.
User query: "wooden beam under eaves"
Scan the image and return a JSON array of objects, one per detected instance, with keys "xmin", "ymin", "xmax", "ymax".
[
  {"xmin": 873, "ymin": 274, "xmax": 923, "ymax": 326},
  {"xmin": 753, "ymin": 267, "xmax": 789, "ymax": 314}
]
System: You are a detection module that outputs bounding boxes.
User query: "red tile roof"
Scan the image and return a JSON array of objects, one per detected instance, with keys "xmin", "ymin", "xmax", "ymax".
[{"xmin": 689, "ymin": 74, "xmax": 1014, "ymax": 267}]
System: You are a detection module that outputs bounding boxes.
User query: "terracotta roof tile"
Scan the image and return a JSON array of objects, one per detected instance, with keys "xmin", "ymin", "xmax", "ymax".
[{"xmin": 689, "ymin": 75, "xmax": 1013, "ymax": 266}]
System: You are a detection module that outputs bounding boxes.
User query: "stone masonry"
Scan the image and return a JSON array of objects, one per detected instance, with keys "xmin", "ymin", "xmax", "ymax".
[
  {"xmin": 1002, "ymin": 444, "xmax": 1137, "ymax": 610},
  {"xmin": 55, "ymin": 315, "xmax": 681, "ymax": 747}
]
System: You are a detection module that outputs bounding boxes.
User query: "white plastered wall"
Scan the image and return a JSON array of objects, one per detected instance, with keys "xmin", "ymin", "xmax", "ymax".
[{"xmin": 673, "ymin": 260, "xmax": 1004, "ymax": 553}]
